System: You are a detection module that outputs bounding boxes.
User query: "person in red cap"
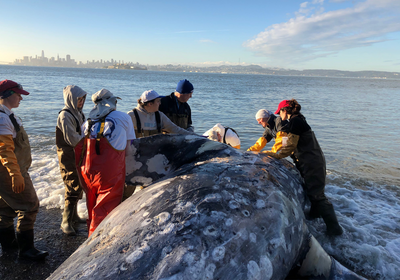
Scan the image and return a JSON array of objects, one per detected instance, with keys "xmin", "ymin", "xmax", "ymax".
[
  {"xmin": 0, "ymin": 80, "xmax": 49, "ymax": 259},
  {"xmin": 264, "ymin": 99, "xmax": 343, "ymax": 236},
  {"xmin": 159, "ymin": 79, "xmax": 194, "ymax": 132}
]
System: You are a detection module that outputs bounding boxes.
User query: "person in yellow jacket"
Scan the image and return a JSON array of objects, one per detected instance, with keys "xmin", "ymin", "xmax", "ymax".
[
  {"xmin": 0, "ymin": 79, "xmax": 48, "ymax": 260},
  {"xmin": 247, "ymin": 109, "xmax": 288, "ymax": 153}
]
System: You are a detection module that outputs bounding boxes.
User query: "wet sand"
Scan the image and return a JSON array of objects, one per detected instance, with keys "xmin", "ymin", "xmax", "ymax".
[{"xmin": 0, "ymin": 207, "xmax": 87, "ymax": 280}]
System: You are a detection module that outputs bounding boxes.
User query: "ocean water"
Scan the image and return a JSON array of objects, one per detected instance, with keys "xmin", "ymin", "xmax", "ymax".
[{"xmin": 1, "ymin": 65, "xmax": 399, "ymax": 279}]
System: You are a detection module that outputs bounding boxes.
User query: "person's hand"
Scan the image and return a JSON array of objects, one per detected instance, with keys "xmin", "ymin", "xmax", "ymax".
[{"xmin": 12, "ymin": 174, "xmax": 25, "ymax": 193}]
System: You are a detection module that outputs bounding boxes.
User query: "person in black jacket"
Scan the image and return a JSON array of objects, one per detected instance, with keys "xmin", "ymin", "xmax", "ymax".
[
  {"xmin": 264, "ymin": 99, "xmax": 343, "ymax": 236},
  {"xmin": 159, "ymin": 79, "xmax": 194, "ymax": 132}
]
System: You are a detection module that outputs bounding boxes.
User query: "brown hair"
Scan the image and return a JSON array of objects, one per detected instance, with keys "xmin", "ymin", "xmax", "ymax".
[
  {"xmin": 283, "ymin": 99, "xmax": 301, "ymax": 115},
  {"xmin": 137, "ymin": 98, "xmax": 154, "ymax": 108}
]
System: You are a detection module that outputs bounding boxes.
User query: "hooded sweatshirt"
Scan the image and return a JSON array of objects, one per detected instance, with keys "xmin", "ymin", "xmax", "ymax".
[{"xmin": 56, "ymin": 85, "xmax": 87, "ymax": 147}]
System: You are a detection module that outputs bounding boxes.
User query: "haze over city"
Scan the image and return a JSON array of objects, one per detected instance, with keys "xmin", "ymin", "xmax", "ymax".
[{"xmin": 1, "ymin": 0, "xmax": 400, "ymax": 72}]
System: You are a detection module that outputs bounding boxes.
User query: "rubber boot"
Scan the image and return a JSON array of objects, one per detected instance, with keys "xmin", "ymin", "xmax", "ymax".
[
  {"xmin": 16, "ymin": 229, "xmax": 49, "ymax": 260},
  {"xmin": 307, "ymin": 202, "xmax": 321, "ymax": 220},
  {"xmin": 0, "ymin": 226, "xmax": 19, "ymax": 252},
  {"xmin": 72, "ymin": 202, "xmax": 86, "ymax": 224},
  {"xmin": 61, "ymin": 201, "xmax": 76, "ymax": 236},
  {"xmin": 320, "ymin": 202, "xmax": 343, "ymax": 236}
]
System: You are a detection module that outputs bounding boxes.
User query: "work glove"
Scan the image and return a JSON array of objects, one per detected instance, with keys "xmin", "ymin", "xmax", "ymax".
[
  {"xmin": 0, "ymin": 135, "xmax": 25, "ymax": 193},
  {"xmin": 247, "ymin": 137, "xmax": 267, "ymax": 152},
  {"xmin": 263, "ymin": 133, "xmax": 299, "ymax": 159}
]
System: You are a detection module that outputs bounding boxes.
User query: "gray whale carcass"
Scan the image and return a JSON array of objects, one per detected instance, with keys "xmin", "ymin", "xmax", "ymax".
[{"xmin": 48, "ymin": 134, "xmax": 365, "ymax": 280}]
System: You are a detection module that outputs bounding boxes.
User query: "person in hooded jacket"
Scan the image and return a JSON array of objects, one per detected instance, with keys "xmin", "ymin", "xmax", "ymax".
[
  {"xmin": 56, "ymin": 85, "xmax": 87, "ymax": 236},
  {"xmin": 159, "ymin": 79, "xmax": 194, "ymax": 132},
  {"xmin": 74, "ymin": 89, "xmax": 136, "ymax": 237},
  {"xmin": 203, "ymin": 123, "xmax": 241, "ymax": 149},
  {"xmin": 0, "ymin": 79, "xmax": 48, "ymax": 260},
  {"xmin": 128, "ymin": 90, "xmax": 195, "ymax": 139},
  {"xmin": 263, "ymin": 99, "xmax": 343, "ymax": 236},
  {"xmin": 247, "ymin": 109, "xmax": 288, "ymax": 153}
]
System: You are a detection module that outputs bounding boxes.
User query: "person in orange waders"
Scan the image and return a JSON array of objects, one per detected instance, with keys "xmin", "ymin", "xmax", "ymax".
[
  {"xmin": 75, "ymin": 89, "xmax": 136, "ymax": 237},
  {"xmin": 0, "ymin": 80, "xmax": 48, "ymax": 260}
]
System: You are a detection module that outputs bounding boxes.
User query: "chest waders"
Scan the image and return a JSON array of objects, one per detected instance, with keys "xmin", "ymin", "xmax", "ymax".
[
  {"xmin": 0, "ymin": 110, "xmax": 48, "ymax": 260},
  {"xmin": 133, "ymin": 109, "xmax": 161, "ymax": 138},
  {"xmin": 74, "ymin": 114, "xmax": 125, "ymax": 237},
  {"xmin": 56, "ymin": 109, "xmax": 86, "ymax": 235}
]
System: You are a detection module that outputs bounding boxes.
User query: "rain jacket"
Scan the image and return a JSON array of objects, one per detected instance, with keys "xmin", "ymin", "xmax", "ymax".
[
  {"xmin": 0, "ymin": 105, "xmax": 39, "ymax": 231},
  {"xmin": 248, "ymin": 115, "xmax": 288, "ymax": 152},
  {"xmin": 159, "ymin": 93, "xmax": 193, "ymax": 131},
  {"xmin": 127, "ymin": 105, "xmax": 194, "ymax": 138},
  {"xmin": 56, "ymin": 85, "xmax": 86, "ymax": 203}
]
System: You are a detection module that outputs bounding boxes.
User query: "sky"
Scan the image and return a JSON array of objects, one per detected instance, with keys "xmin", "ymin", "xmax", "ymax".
[{"xmin": 1, "ymin": 0, "xmax": 400, "ymax": 72}]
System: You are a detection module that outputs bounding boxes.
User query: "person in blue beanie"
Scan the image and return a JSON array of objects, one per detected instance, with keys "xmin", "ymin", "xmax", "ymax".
[{"xmin": 159, "ymin": 79, "xmax": 194, "ymax": 132}]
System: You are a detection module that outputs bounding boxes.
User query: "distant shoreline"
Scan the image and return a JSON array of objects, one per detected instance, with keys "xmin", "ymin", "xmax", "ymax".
[{"xmin": 1, "ymin": 63, "xmax": 399, "ymax": 80}]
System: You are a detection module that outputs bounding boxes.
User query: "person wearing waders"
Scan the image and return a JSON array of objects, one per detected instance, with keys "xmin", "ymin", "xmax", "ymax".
[
  {"xmin": 264, "ymin": 99, "xmax": 343, "ymax": 236},
  {"xmin": 75, "ymin": 89, "xmax": 136, "ymax": 237},
  {"xmin": 203, "ymin": 123, "xmax": 241, "ymax": 149},
  {"xmin": 0, "ymin": 79, "xmax": 48, "ymax": 260},
  {"xmin": 159, "ymin": 79, "xmax": 194, "ymax": 132},
  {"xmin": 128, "ymin": 89, "xmax": 195, "ymax": 138},
  {"xmin": 247, "ymin": 109, "xmax": 288, "ymax": 153},
  {"xmin": 56, "ymin": 85, "xmax": 87, "ymax": 235}
]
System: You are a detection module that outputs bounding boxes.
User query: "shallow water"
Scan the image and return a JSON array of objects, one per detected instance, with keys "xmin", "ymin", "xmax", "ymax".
[{"xmin": 1, "ymin": 65, "xmax": 399, "ymax": 279}]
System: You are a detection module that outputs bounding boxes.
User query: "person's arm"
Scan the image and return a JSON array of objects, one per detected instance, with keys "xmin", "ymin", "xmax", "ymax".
[
  {"xmin": 247, "ymin": 137, "xmax": 267, "ymax": 152},
  {"xmin": 161, "ymin": 112, "xmax": 195, "ymax": 135},
  {"xmin": 269, "ymin": 131, "xmax": 288, "ymax": 153},
  {"xmin": 263, "ymin": 133, "xmax": 299, "ymax": 159},
  {"xmin": 0, "ymin": 135, "xmax": 25, "ymax": 193}
]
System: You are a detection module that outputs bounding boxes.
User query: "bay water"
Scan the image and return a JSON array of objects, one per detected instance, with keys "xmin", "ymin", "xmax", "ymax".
[{"xmin": 1, "ymin": 65, "xmax": 399, "ymax": 279}]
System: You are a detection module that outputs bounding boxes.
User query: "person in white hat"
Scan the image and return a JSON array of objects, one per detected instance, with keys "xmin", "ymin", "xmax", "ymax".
[
  {"xmin": 203, "ymin": 123, "xmax": 240, "ymax": 149},
  {"xmin": 247, "ymin": 109, "xmax": 288, "ymax": 153},
  {"xmin": 74, "ymin": 89, "xmax": 136, "ymax": 237},
  {"xmin": 128, "ymin": 90, "xmax": 196, "ymax": 138}
]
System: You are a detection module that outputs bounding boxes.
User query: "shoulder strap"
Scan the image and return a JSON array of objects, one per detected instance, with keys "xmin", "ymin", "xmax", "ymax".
[
  {"xmin": 86, "ymin": 112, "xmax": 110, "ymax": 155},
  {"xmin": 59, "ymin": 109, "xmax": 81, "ymax": 134},
  {"xmin": 0, "ymin": 109, "xmax": 20, "ymax": 133},
  {"xmin": 133, "ymin": 109, "xmax": 142, "ymax": 134},
  {"xmin": 155, "ymin": 111, "xmax": 161, "ymax": 133}
]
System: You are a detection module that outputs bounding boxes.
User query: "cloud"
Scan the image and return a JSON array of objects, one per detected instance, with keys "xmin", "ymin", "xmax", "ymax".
[{"xmin": 244, "ymin": 0, "xmax": 400, "ymax": 65}]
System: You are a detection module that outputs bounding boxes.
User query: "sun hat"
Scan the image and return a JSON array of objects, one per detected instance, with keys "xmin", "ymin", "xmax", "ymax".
[
  {"xmin": 88, "ymin": 89, "xmax": 121, "ymax": 119},
  {"xmin": 0, "ymin": 79, "xmax": 30, "ymax": 99},
  {"xmin": 224, "ymin": 128, "xmax": 240, "ymax": 149},
  {"xmin": 275, "ymin": 100, "xmax": 291, "ymax": 114},
  {"xmin": 255, "ymin": 109, "xmax": 273, "ymax": 120},
  {"xmin": 140, "ymin": 90, "xmax": 162, "ymax": 103},
  {"xmin": 176, "ymin": 79, "xmax": 194, "ymax": 94}
]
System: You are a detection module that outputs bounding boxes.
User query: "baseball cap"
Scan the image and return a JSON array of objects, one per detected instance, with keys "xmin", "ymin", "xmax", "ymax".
[
  {"xmin": 176, "ymin": 79, "xmax": 194, "ymax": 94},
  {"xmin": 140, "ymin": 90, "xmax": 162, "ymax": 103},
  {"xmin": 275, "ymin": 100, "xmax": 291, "ymax": 114},
  {"xmin": 0, "ymin": 79, "xmax": 30, "ymax": 99}
]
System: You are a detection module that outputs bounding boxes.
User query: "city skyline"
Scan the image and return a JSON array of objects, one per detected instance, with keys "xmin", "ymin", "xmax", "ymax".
[{"xmin": 1, "ymin": 0, "xmax": 400, "ymax": 72}]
